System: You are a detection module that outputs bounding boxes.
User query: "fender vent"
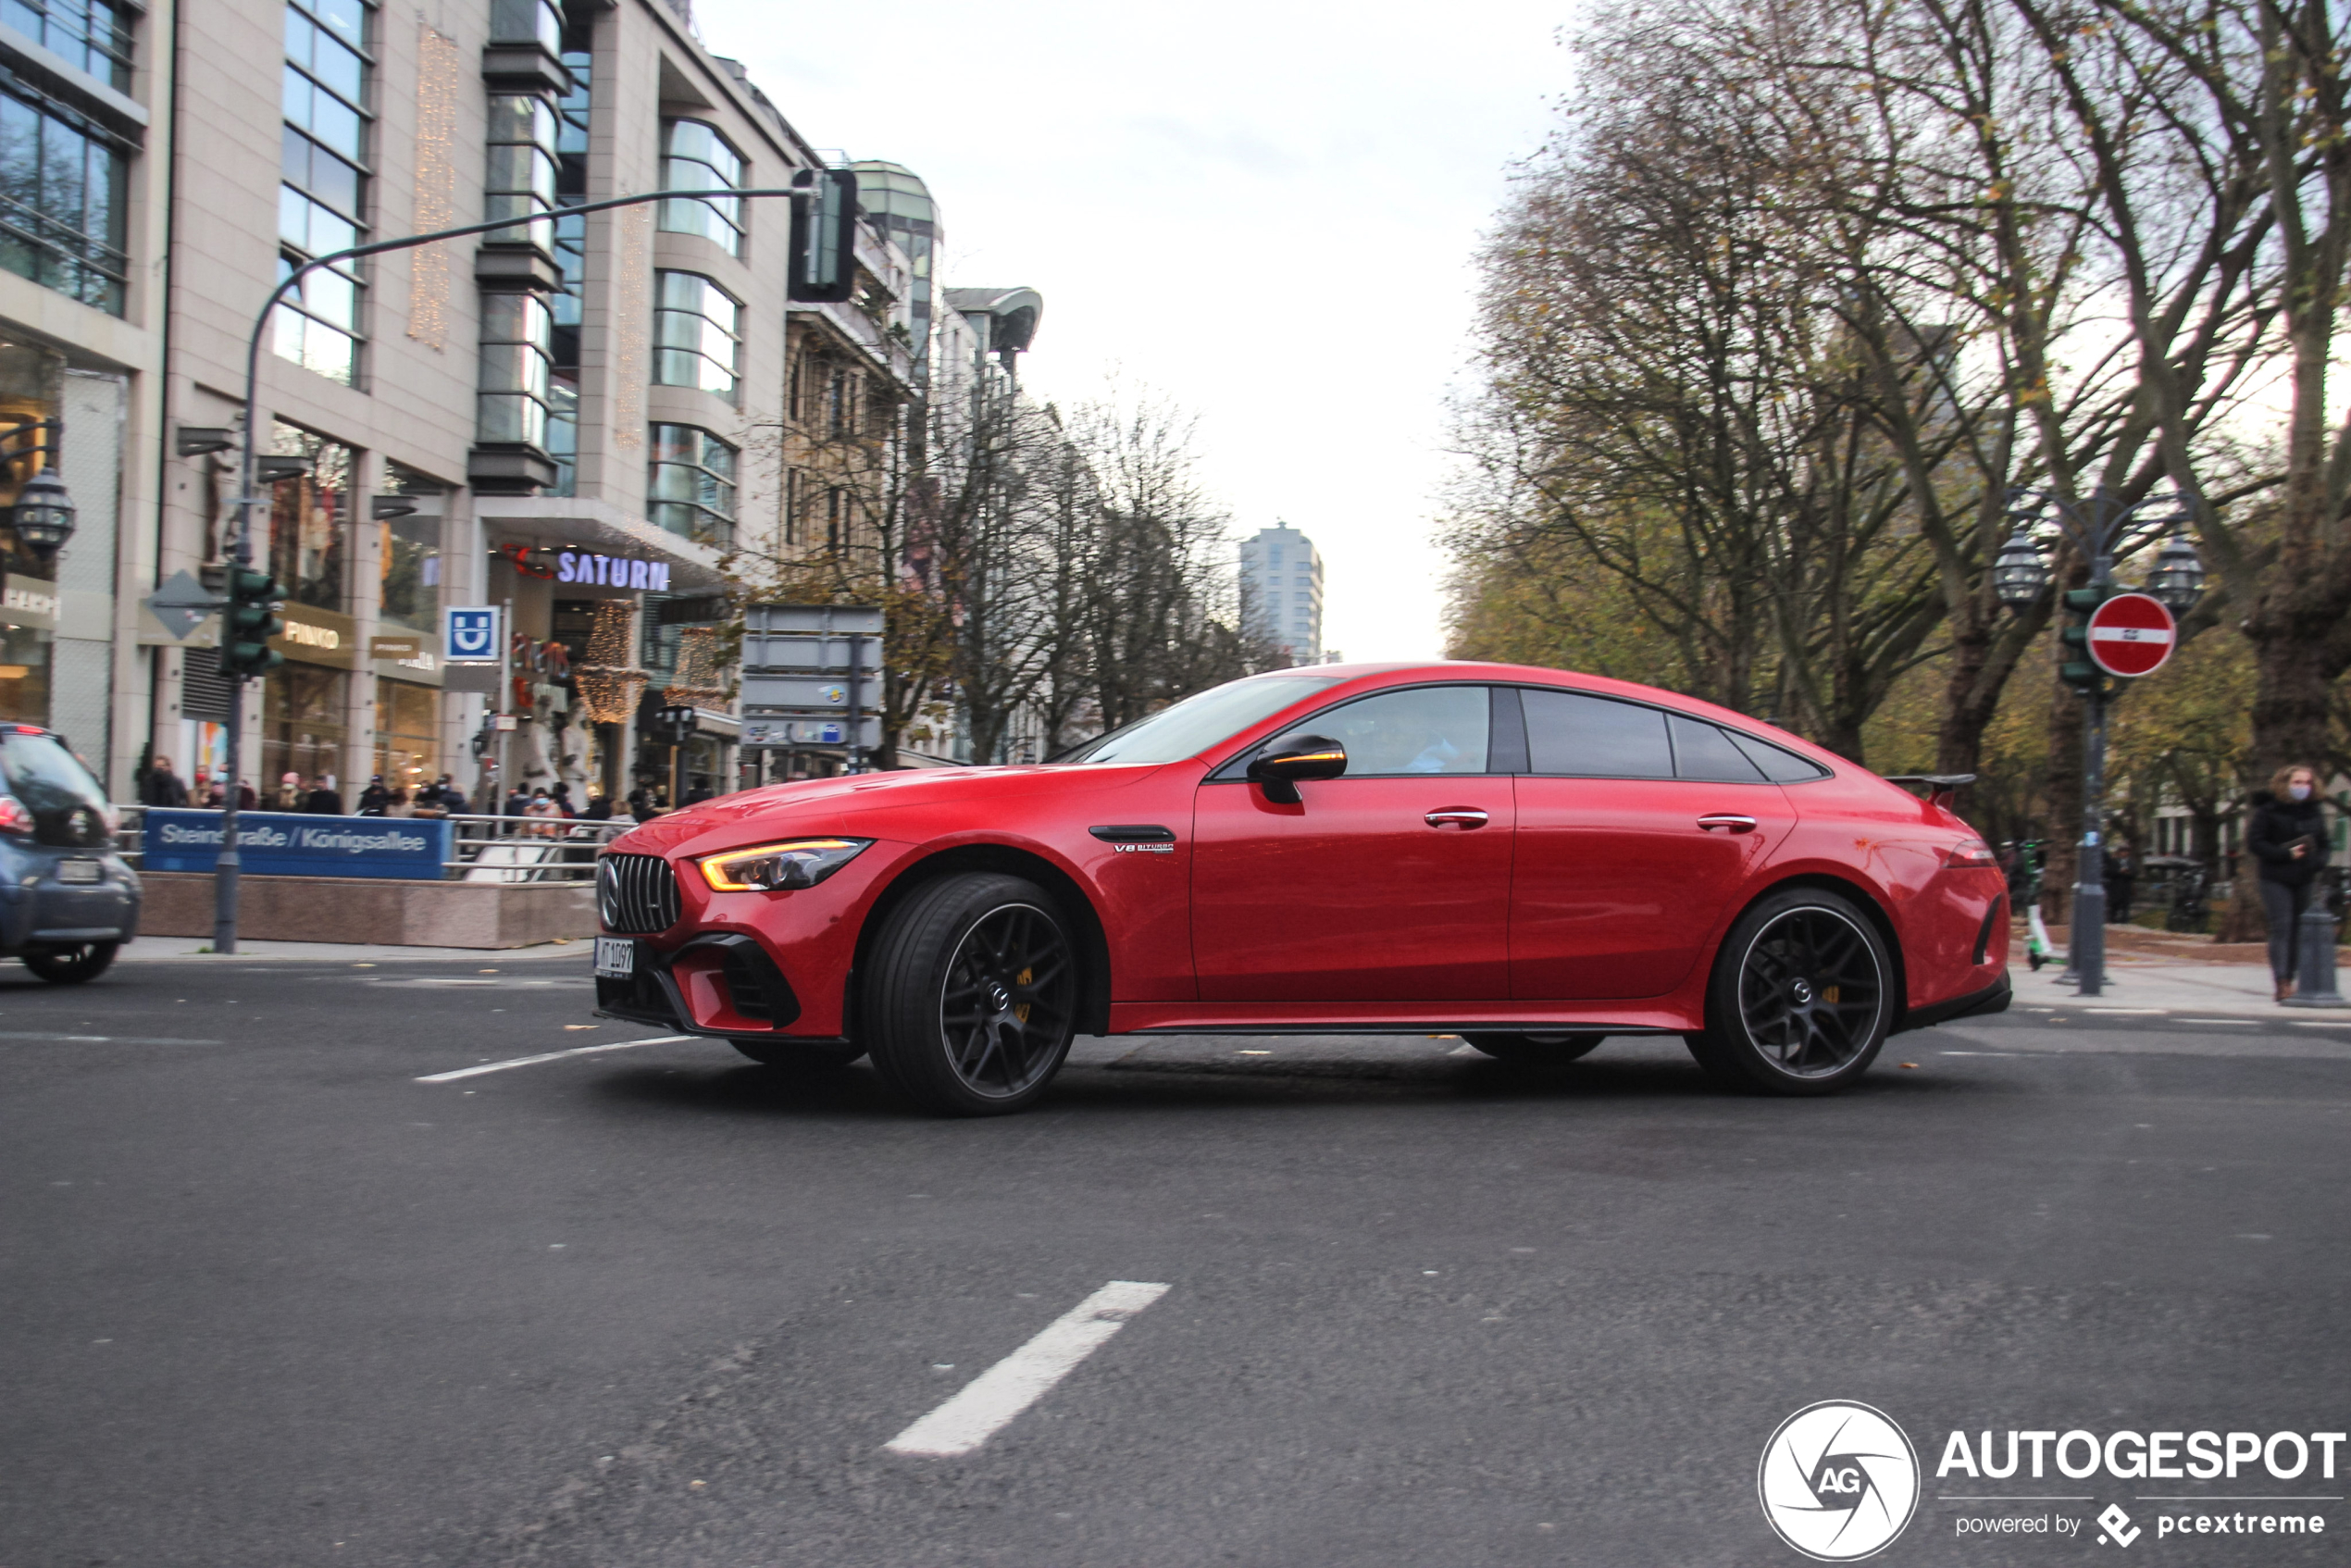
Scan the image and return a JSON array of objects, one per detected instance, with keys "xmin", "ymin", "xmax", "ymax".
[{"xmin": 1972, "ymin": 897, "xmax": 2007, "ymax": 966}]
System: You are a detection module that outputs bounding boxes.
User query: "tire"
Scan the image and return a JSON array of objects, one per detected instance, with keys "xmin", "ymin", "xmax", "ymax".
[
  {"xmin": 1461, "ymin": 1031, "xmax": 1604, "ymax": 1063},
  {"xmin": 859, "ymin": 873, "xmax": 1081, "ymax": 1116},
  {"xmin": 1686, "ymin": 888, "xmax": 1892, "ymax": 1095},
  {"xmin": 729, "ymin": 1038, "xmax": 866, "ymax": 1071},
  {"xmin": 23, "ymin": 941, "xmax": 118, "ymax": 985}
]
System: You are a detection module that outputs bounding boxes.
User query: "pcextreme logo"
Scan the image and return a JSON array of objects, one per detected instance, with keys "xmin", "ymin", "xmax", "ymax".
[{"xmin": 1760, "ymin": 1400, "xmax": 1923, "ymax": 1562}]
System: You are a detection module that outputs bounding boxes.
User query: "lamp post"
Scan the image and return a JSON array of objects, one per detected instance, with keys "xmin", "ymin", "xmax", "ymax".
[
  {"xmin": 211, "ymin": 180, "xmax": 823, "ymax": 953},
  {"xmin": 1993, "ymin": 487, "xmax": 2207, "ymax": 996}
]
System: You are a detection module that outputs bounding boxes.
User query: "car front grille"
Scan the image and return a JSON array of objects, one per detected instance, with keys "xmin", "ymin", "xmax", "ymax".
[{"xmin": 598, "ymin": 852, "xmax": 681, "ymax": 934}]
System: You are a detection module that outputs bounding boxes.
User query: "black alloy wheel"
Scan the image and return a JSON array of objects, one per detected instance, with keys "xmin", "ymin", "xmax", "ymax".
[
  {"xmin": 729, "ymin": 1038, "xmax": 867, "ymax": 1071},
  {"xmin": 861, "ymin": 872, "xmax": 1080, "ymax": 1115},
  {"xmin": 22, "ymin": 941, "xmax": 118, "ymax": 985},
  {"xmin": 1688, "ymin": 889, "xmax": 1891, "ymax": 1094},
  {"xmin": 1461, "ymin": 1031, "xmax": 1605, "ymax": 1064}
]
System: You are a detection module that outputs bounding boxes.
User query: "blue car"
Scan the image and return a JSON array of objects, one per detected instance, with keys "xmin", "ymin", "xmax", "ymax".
[{"xmin": 0, "ymin": 725, "xmax": 139, "ymax": 983}]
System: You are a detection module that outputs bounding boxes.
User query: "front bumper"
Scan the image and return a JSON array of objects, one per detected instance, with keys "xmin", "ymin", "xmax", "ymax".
[{"xmin": 593, "ymin": 932, "xmax": 839, "ymax": 1041}]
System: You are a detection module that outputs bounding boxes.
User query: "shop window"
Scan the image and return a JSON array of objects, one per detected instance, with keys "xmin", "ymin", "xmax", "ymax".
[
  {"xmin": 260, "ymin": 661, "xmax": 348, "ymax": 797},
  {"xmin": 372, "ymin": 676, "xmax": 438, "ymax": 795},
  {"xmin": 653, "ymin": 270, "xmax": 740, "ymax": 399},
  {"xmin": 647, "ymin": 422, "xmax": 737, "ymax": 546},
  {"xmin": 268, "ymin": 421, "xmax": 351, "ymax": 611},
  {"xmin": 658, "ymin": 119, "xmax": 743, "ymax": 256}
]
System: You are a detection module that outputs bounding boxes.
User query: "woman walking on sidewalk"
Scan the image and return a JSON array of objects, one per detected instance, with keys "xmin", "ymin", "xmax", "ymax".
[{"xmin": 2248, "ymin": 763, "xmax": 2328, "ymax": 1002}]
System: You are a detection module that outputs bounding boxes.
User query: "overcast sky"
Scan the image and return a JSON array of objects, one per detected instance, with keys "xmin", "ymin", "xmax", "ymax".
[{"xmin": 692, "ymin": 0, "xmax": 1577, "ymax": 663}]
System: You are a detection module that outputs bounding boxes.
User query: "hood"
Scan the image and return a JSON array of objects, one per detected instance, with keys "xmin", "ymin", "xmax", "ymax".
[{"xmin": 607, "ymin": 762, "xmax": 1170, "ymax": 856}]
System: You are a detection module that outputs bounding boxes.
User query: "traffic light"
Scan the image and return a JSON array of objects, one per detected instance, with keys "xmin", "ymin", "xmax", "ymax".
[
  {"xmin": 2057, "ymin": 583, "xmax": 2116, "ymax": 694},
  {"xmin": 220, "ymin": 566, "xmax": 284, "ymax": 678}
]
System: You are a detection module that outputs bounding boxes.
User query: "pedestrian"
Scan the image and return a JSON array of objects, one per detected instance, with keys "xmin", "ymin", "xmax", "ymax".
[
  {"xmin": 303, "ymin": 774, "xmax": 345, "ymax": 815},
  {"xmin": 581, "ymin": 792, "xmax": 613, "ymax": 823},
  {"xmin": 524, "ymin": 787, "xmax": 561, "ymax": 837},
  {"xmin": 355, "ymin": 774, "xmax": 392, "ymax": 815},
  {"xmin": 141, "ymin": 754, "xmax": 189, "ymax": 807},
  {"xmin": 685, "ymin": 780, "xmax": 714, "ymax": 805},
  {"xmin": 2104, "ymin": 845, "xmax": 2135, "ymax": 925},
  {"xmin": 2248, "ymin": 764, "xmax": 2328, "ymax": 1002},
  {"xmin": 385, "ymin": 788, "xmax": 415, "ymax": 818},
  {"xmin": 551, "ymin": 781, "xmax": 576, "ymax": 817},
  {"xmin": 272, "ymin": 771, "xmax": 305, "ymax": 812},
  {"xmin": 504, "ymin": 783, "xmax": 531, "ymax": 818},
  {"xmin": 236, "ymin": 778, "xmax": 258, "ymax": 811}
]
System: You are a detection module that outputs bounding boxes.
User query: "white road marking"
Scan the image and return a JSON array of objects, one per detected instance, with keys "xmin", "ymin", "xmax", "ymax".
[
  {"xmin": 2084, "ymin": 1007, "xmax": 2168, "ymax": 1015},
  {"xmin": 415, "ymin": 1035, "xmax": 691, "ymax": 1082},
  {"xmin": 883, "ymin": 1280, "xmax": 1169, "ymax": 1458},
  {"xmin": 2287, "ymin": 1021, "xmax": 2351, "ymax": 1029},
  {"xmin": 0, "ymin": 1029, "xmax": 222, "ymax": 1044},
  {"xmin": 2177, "ymin": 1017, "xmax": 2260, "ymax": 1027}
]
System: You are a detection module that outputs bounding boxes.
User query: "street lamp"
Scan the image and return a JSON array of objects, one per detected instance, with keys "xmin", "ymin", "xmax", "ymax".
[
  {"xmin": 2146, "ymin": 531, "xmax": 2208, "ymax": 613},
  {"xmin": 1996, "ymin": 485, "xmax": 2206, "ymax": 997},
  {"xmin": 206, "ymin": 180, "xmax": 827, "ymax": 953},
  {"xmin": 0, "ymin": 418, "xmax": 73, "ymax": 563},
  {"xmin": 1992, "ymin": 531, "xmax": 2050, "ymax": 610}
]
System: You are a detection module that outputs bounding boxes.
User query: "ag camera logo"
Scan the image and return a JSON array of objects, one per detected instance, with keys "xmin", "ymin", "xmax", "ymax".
[{"xmin": 1760, "ymin": 1400, "xmax": 1921, "ymax": 1561}]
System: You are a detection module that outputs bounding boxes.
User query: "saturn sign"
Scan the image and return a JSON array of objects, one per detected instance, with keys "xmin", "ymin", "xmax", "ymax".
[{"xmin": 2085, "ymin": 591, "xmax": 2177, "ymax": 678}]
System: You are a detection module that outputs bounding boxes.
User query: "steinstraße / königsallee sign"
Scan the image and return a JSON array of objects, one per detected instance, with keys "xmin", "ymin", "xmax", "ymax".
[{"xmin": 141, "ymin": 810, "xmax": 454, "ymax": 879}]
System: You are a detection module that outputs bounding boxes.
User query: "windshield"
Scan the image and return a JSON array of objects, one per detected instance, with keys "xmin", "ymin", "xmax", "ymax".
[
  {"xmin": 0, "ymin": 728, "xmax": 111, "ymax": 846},
  {"xmin": 1060, "ymin": 676, "xmax": 1343, "ymax": 765}
]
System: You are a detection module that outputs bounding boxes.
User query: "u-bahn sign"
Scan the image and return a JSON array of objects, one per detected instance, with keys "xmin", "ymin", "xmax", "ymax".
[{"xmin": 2086, "ymin": 591, "xmax": 2177, "ymax": 678}]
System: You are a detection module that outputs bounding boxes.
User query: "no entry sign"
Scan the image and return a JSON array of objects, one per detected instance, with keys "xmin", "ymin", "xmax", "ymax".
[{"xmin": 2086, "ymin": 591, "xmax": 2177, "ymax": 678}]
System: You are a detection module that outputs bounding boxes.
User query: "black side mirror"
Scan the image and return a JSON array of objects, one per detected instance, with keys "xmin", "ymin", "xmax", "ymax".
[{"xmin": 1248, "ymin": 734, "xmax": 1347, "ymax": 804}]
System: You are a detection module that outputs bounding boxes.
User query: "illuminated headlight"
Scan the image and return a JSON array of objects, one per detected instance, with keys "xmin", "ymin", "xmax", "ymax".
[{"xmin": 697, "ymin": 838, "xmax": 872, "ymax": 892}]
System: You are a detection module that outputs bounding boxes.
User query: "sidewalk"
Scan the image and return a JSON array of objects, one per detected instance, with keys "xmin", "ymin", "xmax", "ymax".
[{"xmin": 113, "ymin": 937, "xmax": 588, "ymax": 964}]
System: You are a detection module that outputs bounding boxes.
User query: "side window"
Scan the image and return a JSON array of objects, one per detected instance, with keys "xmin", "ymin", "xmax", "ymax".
[
  {"xmin": 1725, "ymin": 729, "xmax": 1832, "ymax": 782},
  {"xmin": 1669, "ymin": 715, "xmax": 1766, "ymax": 781},
  {"xmin": 1523, "ymin": 689, "xmax": 1673, "ymax": 778},
  {"xmin": 1272, "ymin": 685, "xmax": 1490, "ymax": 776}
]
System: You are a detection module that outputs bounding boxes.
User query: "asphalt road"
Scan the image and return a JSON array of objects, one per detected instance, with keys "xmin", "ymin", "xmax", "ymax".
[{"xmin": 2, "ymin": 955, "xmax": 2346, "ymax": 1567}]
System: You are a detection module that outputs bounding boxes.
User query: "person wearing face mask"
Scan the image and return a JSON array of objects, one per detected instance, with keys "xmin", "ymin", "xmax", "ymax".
[{"xmin": 2247, "ymin": 763, "xmax": 2329, "ymax": 1002}]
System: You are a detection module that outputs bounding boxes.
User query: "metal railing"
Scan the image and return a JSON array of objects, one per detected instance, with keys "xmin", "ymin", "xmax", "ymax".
[{"xmin": 109, "ymin": 803, "xmax": 633, "ymax": 883}]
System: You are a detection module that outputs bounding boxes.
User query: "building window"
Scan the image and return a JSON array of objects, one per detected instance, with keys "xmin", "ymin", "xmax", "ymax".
[
  {"xmin": 4, "ymin": 0, "xmax": 135, "ymax": 90},
  {"xmin": 825, "ymin": 485, "xmax": 841, "ymax": 552},
  {"xmin": 657, "ymin": 119, "xmax": 742, "ymax": 255},
  {"xmin": 546, "ymin": 25, "xmax": 591, "ymax": 494},
  {"xmin": 648, "ymin": 423, "xmax": 737, "ymax": 546},
  {"xmin": 0, "ymin": 88, "xmax": 128, "ymax": 315},
  {"xmin": 487, "ymin": 0, "xmax": 560, "ymax": 51},
  {"xmin": 783, "ymin": 467, "xmax": 802, "ymax": 546},
  {"xmin": 653, "ymin": 270, "xmax": 739, "ymax": 398},
  {"xmin": 827, "ymin": 365, "xmax": 851, "ymax": 438},
  {"xmin": 276, "ymin": 0, "xmax": 370, "ymax": 383},
  {"xmin": 477, "ymin": 290, "xmax": 551, "ymax": 448},
  {"xmin": 267, "ymin": 421, "xmax": 351, "ymax": 613},
  {"xmin": 482, "ymin": 92, "xmax": 555, "ymax": 252}
]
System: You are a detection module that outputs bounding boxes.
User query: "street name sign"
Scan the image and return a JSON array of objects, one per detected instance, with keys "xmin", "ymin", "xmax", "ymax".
[
  {"xmin": 2086, "ymin": 591, "xmax": 2177, "ymax": 678},
  {"xmin": 142, "ymin": 809, "xmax": 453, "ymax": 879}
]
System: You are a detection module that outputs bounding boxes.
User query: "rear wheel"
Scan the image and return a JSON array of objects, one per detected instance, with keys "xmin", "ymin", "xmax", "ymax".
[
  {"xmin": 23, "ymin": 941, "xmax": 118, "ymax": 985},
  {"xmin": 729, "ymin": 1038, "xmax": 866, "ymax": 1071},
  {"xmin": 1686, "ymin": 889, "xmax": 1891, "ymax": 1094},
  {"xmin": 1460, "ymin": 1031, "xmax": 1604, "ymax": 1063},
  {"xmin": 860, "ymin": 873, "xmax": 1080, "ymax": 1116}
]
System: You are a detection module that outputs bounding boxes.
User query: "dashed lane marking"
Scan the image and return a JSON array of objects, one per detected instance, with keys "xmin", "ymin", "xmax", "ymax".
[
  {"xmin": 883, "ymin": 1280, "xmax": 1170, "ymax": 1458},
  {"xmin": 0, "ymin": 1029, "xmax": 223, "ymax": 1045},
  {"xmin": 415, "ymin": 1035, "xmax": 691, "ymax": 1083}
]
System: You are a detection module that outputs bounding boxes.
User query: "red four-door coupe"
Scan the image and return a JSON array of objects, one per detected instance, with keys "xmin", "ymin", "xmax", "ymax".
[{"xmin": 591, "ymin": 662, "xmax": 2010, "ymax": 1114}]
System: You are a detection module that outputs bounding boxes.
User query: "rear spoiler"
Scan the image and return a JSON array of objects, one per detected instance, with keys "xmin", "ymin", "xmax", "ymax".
[{"xmin": 1882, "ymin": 774, "xmax": 1974, "ymax": 808}]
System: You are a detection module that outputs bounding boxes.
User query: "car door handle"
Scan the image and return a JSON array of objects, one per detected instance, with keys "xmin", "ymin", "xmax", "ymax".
[
  {"xmin": 1424, "ymin": 808, "xmax": 1489, "ymax": 829},
  {"xmin": 1698, "ymin": 814, "xmax": 1759, "ymax": 833}
]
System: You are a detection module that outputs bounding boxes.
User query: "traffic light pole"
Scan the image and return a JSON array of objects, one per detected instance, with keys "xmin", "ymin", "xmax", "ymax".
[
  {"xmin": 207, "ymin": 184, "xmax": 814, "ymax": 952},
  {"xmin": 2071, "ymin": 549, "xmax": 2114, "ymax": 997}
]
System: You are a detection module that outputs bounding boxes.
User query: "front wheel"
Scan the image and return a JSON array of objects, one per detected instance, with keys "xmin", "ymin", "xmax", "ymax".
[
  {"xmin": 730, "ymin": 1038, "xmax": 866, "ymax": 1071},
  {"xmin": 860, "ymin": 873, "xmax": 1080, "ymax": 1115},
  {"xmin": 1461, "ymin": 1031, "xmax": 1604, "ymax": 1063},
  {"xmin": 23, "ymin": 941, "xmax": 118, "ymax": 985},
  {"xmin": 1686, "ymin": 889, "xmax": 1892, "ymax": 1095}
]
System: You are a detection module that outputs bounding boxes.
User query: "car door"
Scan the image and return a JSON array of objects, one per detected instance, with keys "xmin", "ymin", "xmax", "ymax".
[
  {"xmin": 1192, "ymin": 683, "xmax": 1515, "ymax": 1002},
  {"xmin": 1508, "ymin": 690, "xmax": 1796, "ymax": 1001}
]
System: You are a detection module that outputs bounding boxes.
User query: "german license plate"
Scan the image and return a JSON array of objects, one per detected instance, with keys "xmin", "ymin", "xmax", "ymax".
[
  {"xmin": 593, "ymin": 937, "xmax": 635, "ymax": 979},
  {"xmin": 56, "ymin": 859, "xmax": 101, "ymax": 884}
]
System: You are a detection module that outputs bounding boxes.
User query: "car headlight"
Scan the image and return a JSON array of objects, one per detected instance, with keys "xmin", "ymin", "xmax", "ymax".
[{"xmin": 697, "ymin": 837, "xmax": 872, "ymax": 892}]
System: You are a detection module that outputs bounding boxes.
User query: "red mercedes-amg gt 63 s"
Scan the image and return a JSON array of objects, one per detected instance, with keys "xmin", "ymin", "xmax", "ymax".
[{"xmin": 592, "ymin": 662, "xmax": 2010, "ymax": 1114}]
